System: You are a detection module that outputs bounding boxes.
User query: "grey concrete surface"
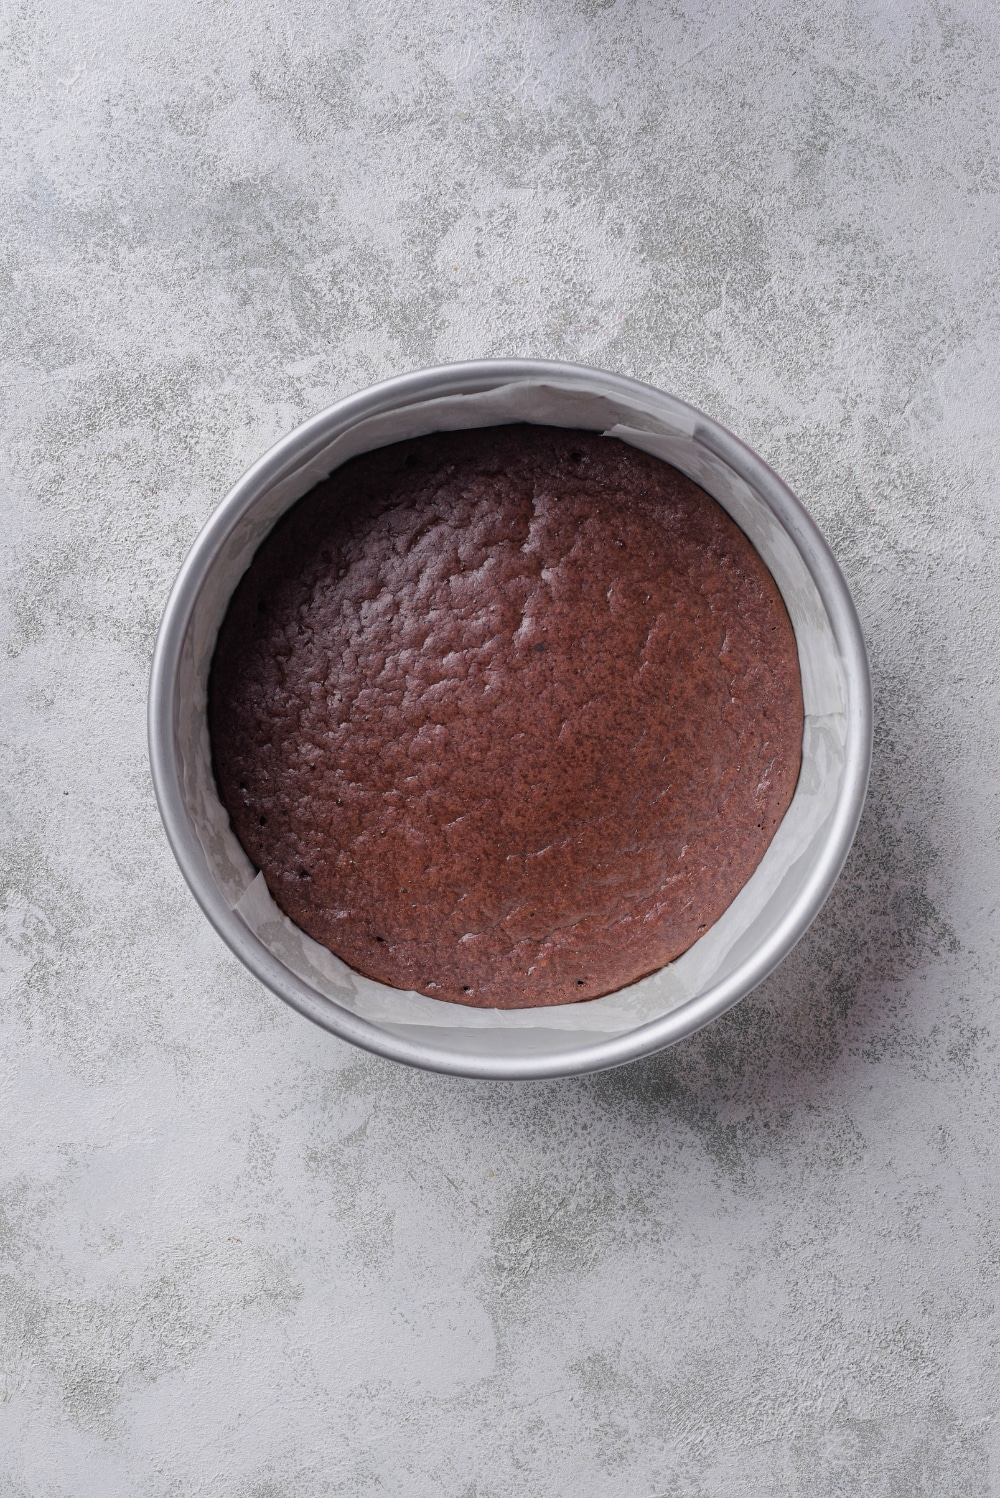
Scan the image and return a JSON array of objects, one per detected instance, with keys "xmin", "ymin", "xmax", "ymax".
[{"xmin": 2, "ymin": 0, "xmax": 999, "ymax": 1494}]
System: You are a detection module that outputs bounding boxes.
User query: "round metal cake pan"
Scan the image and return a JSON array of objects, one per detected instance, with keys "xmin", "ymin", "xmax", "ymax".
[{"xmin": 148, "ymin": 359, "xmax": 872, "ymax": 1080}]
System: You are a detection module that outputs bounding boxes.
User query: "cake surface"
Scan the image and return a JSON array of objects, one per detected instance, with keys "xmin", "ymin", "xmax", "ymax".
[{"xmin": 209, "ymin": 424, "xmax": 804, "ymax": 1008}]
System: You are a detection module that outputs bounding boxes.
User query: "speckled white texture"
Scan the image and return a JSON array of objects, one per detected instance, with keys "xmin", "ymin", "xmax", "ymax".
[{"xmin": 2, "ymin": 0, "xmax": 999, "ymax": 1495}]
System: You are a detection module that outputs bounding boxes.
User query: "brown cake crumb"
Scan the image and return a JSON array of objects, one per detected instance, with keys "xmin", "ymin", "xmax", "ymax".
[{"xmin": 209, "ymin": 424, "xmax": 803, "ymax": 1008}]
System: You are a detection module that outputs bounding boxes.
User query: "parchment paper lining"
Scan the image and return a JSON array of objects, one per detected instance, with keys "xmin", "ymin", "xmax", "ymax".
[{"xmin": 176, "ymin": 381, "xmax": 848, "ymax": 1036}]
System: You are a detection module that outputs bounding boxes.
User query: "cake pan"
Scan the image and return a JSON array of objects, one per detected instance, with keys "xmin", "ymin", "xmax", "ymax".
[{"xmin": 148, "ymin": 359, "xmax": 872, "ymax": 1080}]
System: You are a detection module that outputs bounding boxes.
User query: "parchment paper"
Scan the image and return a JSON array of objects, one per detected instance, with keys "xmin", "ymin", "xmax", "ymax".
[{"xmin": 177, "ymin": 380, "xmax": 848, "ymax": 1037}]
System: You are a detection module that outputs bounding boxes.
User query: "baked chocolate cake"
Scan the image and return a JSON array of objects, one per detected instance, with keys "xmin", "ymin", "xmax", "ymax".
[{"xmin": 209, "ymin": 424, "xmax": 803, "ymax": 1008}]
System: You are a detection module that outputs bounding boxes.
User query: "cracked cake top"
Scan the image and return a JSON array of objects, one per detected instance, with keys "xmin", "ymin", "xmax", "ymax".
[{"xmin": 209, "ymin": 423, "xmax": 803, "ymax": 1008}]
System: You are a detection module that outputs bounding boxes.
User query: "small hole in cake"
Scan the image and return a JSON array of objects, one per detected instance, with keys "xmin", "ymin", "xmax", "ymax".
[
  {"xmin": 238, "ymin": 781, "xmax": 246, "ymax": 790},
  {"xmin": 462, "ymin": 986, "xmax": 471, "ymax": 992},
  {"xmin": 259, "ymin": 816, "xmax": 266, "ymax": 826},
  {"xmin": 299, "ymin": 869, "xmax": 309, "ymax": 879},
  {"xmin": 375, "ymin": 935, "xmax": 385, "ymax": 943},
  {"xmin": 576, "ymin": 980, "xmax": 585, "ymax": 986},
  {"xmin": 335, "ymin": 798, "xmax": 343, "ymax": 806},
  {"xmin": 534, "ymin": 642, "xmax": 545, "ymax": 652},
  {"xmin": 569, "ymin": 450, "xmax": 584, "ymax": 462}
]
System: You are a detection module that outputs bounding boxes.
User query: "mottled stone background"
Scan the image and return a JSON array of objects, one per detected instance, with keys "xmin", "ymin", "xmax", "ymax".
[{"xmin": 2, "ymin": 0, "xmax": 999, "ymax": 1494}]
